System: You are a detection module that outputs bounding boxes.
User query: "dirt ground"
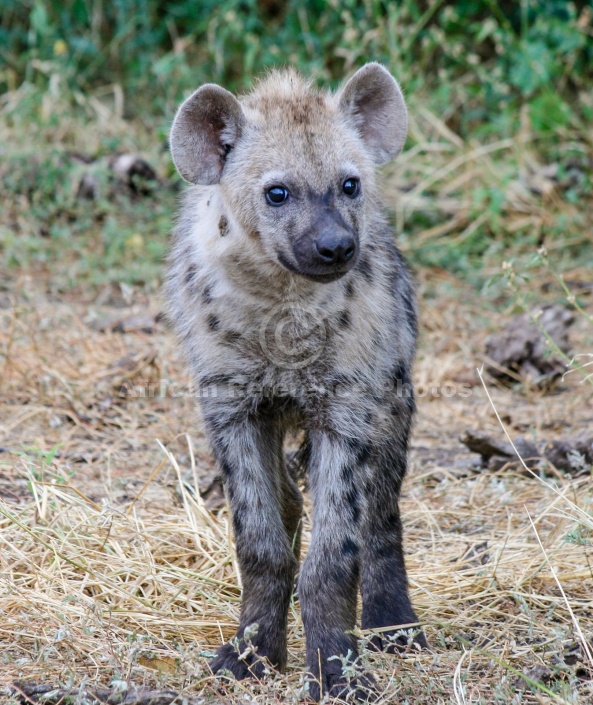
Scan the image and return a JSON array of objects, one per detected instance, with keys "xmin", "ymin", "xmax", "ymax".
[{"xmin": 1, "ymin": 264, "xmax": 592, "ymax": 704}]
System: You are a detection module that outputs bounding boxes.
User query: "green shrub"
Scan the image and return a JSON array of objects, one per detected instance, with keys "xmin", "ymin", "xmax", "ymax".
[{"xmin": 2, "ymin": 1, "xmax": 592, "ymax": 133}]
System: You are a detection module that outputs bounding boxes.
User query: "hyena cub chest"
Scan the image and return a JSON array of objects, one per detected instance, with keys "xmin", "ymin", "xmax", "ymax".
[{"xmin": 171, "ymin": 194, "xmax": 397, "ymax": 419}]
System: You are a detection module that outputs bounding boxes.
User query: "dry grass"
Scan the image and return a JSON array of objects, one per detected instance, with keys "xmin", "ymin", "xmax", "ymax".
[{"xmin": 1, "ymin": 268, "xmax": 592, "ymax": 704}]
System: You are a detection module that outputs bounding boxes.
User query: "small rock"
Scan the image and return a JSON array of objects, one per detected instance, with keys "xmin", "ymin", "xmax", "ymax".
[
  {"xmin": 112, "ymin": 315, "xmax": 156, "ymax": 334},
  {"xmin": 109, "ymin": 153, "xmax": 159, "ymax": 195},
  {"xmin": 76, "ymin": 171, "xmax": 99, "ymax": 200},
  {"xmin": 513, "ymin": 663, "xmax": 552, "ymax": 690},
  {"xmin": 485, "ymin": 304, "xmax": 574, "ymax": 388},
  {"xmin": 543, "ymin": 436, "xmax": 593, "ymax": 473},
  {"xmin": 456, "ymin": 541, "xmax": 490, "ymax": 569},
  {"xmin": 459, "ymin": 430, "xmax": 514, "ymax": 462},
  {"xmin": 462, "ymin": 429, "xmax": 593, "ymax": 476},
  {"xmin": 90, "ymin": 314, "xmax": 156, "ymax": 334}
]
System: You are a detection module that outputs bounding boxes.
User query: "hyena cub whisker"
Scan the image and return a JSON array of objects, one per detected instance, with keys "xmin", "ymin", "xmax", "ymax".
[{"xmin": 166, "ymin": 63, "xmax": 427, "ymax": 702}]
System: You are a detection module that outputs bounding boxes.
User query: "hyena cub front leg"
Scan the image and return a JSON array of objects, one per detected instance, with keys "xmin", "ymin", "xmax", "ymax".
[
  {"xmin": 206, "ymin": 411, "xmax": 299, "ymax": 678},
  {"xmin": 300, "ymin": 421, "xmax": 425, "ymax": 700},
  {"xmin": 360, "ymin": 396, "xmax": 427, "ymax": 653},
  {"xmin": 298, "ymin": 431, "xmax": 376, "ymax": 701}
]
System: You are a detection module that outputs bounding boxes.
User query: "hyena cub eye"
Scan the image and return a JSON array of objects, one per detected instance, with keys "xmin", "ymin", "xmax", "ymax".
[
  {"xmin": 265, "ymin": 185, "xmax": 289, "ymax": 206},
  {"xmin": 342, "ymin": 177, "xmax": 361, "ymax": 197}
]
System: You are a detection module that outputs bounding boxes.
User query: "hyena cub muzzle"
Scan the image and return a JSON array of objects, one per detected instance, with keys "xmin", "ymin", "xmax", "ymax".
[{"xmin": 166, "ymin": 63, "xmax": 427, "ymax": 701}]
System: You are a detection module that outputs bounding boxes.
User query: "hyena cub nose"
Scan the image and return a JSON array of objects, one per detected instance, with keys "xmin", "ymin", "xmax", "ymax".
[
  {"xmin": 166, "ymin": 63, "xmax": 426, "ymax": 702},
  {"xmin": 314, "ymin": 229, "xmax": 356, "ymax": 266}
]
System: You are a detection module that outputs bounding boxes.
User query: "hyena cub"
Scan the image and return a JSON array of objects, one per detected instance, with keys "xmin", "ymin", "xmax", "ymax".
[{"xmin": 166, "ymin": 64, "xmax": 426, "ymax": 700}]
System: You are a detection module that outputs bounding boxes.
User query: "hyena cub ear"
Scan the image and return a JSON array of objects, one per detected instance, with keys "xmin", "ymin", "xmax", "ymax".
[
  {"xmin": 337, "ymin": 62, "xmax": 408, "ymax": 164},
  {"xmin": 170, "ymin": 84, "xmax": 245, "ymax": 184}
]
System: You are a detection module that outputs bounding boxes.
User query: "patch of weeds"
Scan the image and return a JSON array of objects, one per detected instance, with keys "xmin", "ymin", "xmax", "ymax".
[
  {"xmin": 2, "ymin": 2, "xmax": 592, "ymax": 290},
  {"xmin": 0, "ymin": 145, "xmax": 174, "ymax": 292}
]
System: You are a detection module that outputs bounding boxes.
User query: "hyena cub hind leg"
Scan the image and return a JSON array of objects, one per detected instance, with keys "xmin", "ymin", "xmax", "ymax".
[
  {"xmin": 360, "ymin": 431, "xmax": 428, "ymax": 654},
  {"xmin": 286, "ymin": 431, "xmax": 311, "ymax": 485},
  {"xmin": 280, "ymin": 468, "xmax": 304, "ymax": 561},
  {"xmin": 206, "ymin": 414, "xmax": 298, "ymax": 680},
  {"xmin": 283, "ymin": 431, "xmax": 309, "ymax": 560}
]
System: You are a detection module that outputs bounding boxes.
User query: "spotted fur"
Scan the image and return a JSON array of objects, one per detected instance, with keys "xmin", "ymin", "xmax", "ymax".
[{"xmin": 165, "ymin": 63, "xmax": 426, "ymax": 701}]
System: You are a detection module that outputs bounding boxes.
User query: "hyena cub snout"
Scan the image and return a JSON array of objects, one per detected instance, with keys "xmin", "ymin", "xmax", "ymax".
[
  {"xmin": 259, "ymin": 163, "xmax": 363, "ymax": 281},
  {"xmin": 167, "ymin": 63, "xmax": 426, "ymax": 702},
  {"xmin": 291, "ymin": 207, "xmax": 360, "ymax": 282}
]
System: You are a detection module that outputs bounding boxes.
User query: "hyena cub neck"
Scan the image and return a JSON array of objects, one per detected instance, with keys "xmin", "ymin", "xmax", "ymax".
[{"xmin": 166, "ymin": 64, "xmax": 425, "ymax": 703}]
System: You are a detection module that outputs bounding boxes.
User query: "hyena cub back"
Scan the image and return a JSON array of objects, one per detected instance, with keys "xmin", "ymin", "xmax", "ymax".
[{"xmin": 166, "ymin": 63, "xmax": 426, "ymax": 701}]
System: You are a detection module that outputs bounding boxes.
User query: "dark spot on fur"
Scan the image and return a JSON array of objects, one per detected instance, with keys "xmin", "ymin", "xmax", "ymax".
[
  {"xmin": 358, "ymin": 256, "xmax": 374, "ymax": 283},
  {"xmin": 207, "ymin": 314, "xmax": 220, "ymax": 331},
  {"xmin": 341, "ymin": 464, "xmax": 354, "ymax": 483},
  {"xmin": 344, "ymin": 281, "xmax": 355, "ymax": 299},
  {"xmin": 391, "ymin": 362, "xmax": 415, "ymax": 414},
  {"xmin": 199, "ymin": 372, "xmax": 232, "ymax": 387},
  {"xmin": 375, "ymin": 540, "xmax": 398, "ymax": 559},
  {"xmin": 401, "ymin": 280, "xmax": 418, "ymax": 333},
  {"xmin": 331, "ymin": 372, "xmax": 352, "ymax": 386},
  {"xmin": 392, "ymin": 362, "xmax": 409, "ymax": 385},
  {"xmin": 286, "ymin": 97, "xmax": 323, "ymax": 126},
  {"xmin": 222, "ymin": 330, "xmax": 242, "ymax": 346},
  {"xmin": 229, "ymin": 495, "xmax": 249, "ymax": 539},
  {"xmin": 206, "ymin": 198, "xmax": 211, "ymax": 207},
  {"xmin": 391, "ymin": 394, "xmax": 415, "ymax": 418},
  {"xmin": 342, "ymin": 538, "xmax": 359, "ymax": 557},
  {"xmin": 218, "ymin": 215, "xmax": 229, "ymax": 237},
  {"xmin": 221, "ymin": 460, "xmax": 233, "ymax": 478},
  {"xmin": 383, "ymin": 512, "xmax": 401, "ymax": 533},
  {"xmin": 202, "ymin": 285, "xmax": 212, "ymax": 304},
  {"xmin": 185, "ymin": 264, "xmax": 197, "ymax": 284},
  {"xmin": 338, "ymin": 309, "xmax": 351, "ymax": 329},
  {"xmin": 346, "ymin": 437, "xmax": 372, "ymax": 465},
  {"xmin": 390, "ymin": 402, "xmax": 402, "ymax": 417},
  {"xmin": 345, "ymin": 485, "xmax": 360, "ymax": 523}
]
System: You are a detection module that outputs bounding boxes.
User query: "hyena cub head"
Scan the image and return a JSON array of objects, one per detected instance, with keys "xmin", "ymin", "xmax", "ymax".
[{"xmin": 170, "ymin": 63, "xmax": 407, "ymax": 283}]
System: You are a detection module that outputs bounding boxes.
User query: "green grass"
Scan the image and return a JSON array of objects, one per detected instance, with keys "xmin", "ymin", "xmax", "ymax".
[{"xmin": 1, "ymin": 0, "xmax": 592, "ymax": 295}]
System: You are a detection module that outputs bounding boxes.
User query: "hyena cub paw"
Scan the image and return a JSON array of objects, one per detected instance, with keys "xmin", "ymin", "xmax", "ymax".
[
  {"xmin": 210, "ymin": 637, "xmax": 285, "ymax": 682},
  {"xmin": 367, "ymin": 627, "xmax": 428, "ymax": 654},
  {"xmin": 306, "ymin": 651, "xmax": 377, "ymax": 703},
  {"xmin": 306, "ymin": 669, "xmax": 377, "ymax": 703}
]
